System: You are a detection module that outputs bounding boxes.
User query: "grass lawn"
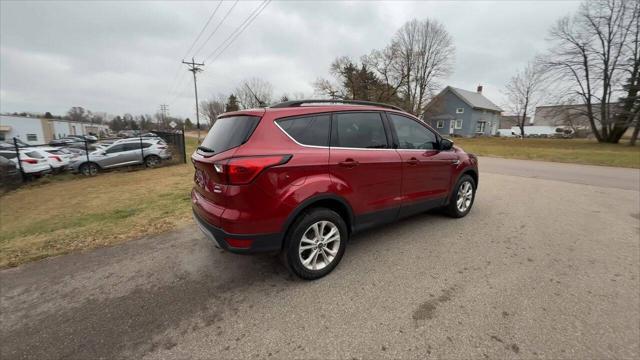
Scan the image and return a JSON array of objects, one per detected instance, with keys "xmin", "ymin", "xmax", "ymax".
[
  {"xmin": 454, "ymin": 137, "xmax": 640, "ymax": 168},
  {"xmin": 0, "ymin": 138, "xmax": 198, "ymax": 268}
]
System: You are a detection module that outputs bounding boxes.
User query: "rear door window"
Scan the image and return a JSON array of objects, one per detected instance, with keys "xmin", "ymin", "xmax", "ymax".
[
  {"xmin": 106, "ymin": 144, "xmax": 126, "ymax": 154},
  {"xmin": 276, "ymin": 114, "xmax": 331, "ymax": 146},
  {"xmin": 332, "ymin": 112, "xmax": 388, "ymax": 149},
  {"xmin": 199, "ymin": 116, "xmax": 260, "ymax": 155},
  {"xmin": 123, "ymin": 143, "xmax": 142, "ymax": 151}
]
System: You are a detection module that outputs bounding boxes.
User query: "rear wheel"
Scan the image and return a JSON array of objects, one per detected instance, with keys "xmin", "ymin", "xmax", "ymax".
[
  {"xmin": 79, "ymin": 162, "xmax": 98, "ymax": 176},
  {"xmin": 444, "ymin": 174, "xmax": 476, "ymax": 218},
  {"xmin": 145, "ymin": 155, "xmax": 161, "ymax": 168},
  {"xmin": 283, "ymin": 208, "xmax": 348, "ymax": 280}
]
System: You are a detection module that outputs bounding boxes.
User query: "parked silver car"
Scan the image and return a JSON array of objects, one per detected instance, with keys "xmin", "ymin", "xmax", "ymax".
[{"xmin": 71, "ymin": 139, "xmax": 171, "ymax": 175}]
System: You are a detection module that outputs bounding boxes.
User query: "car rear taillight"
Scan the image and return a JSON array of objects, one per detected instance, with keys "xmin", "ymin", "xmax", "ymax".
[
  {"xmin": 21, "ymin": 158, "xmax": 38, "ymax": 164},
  {"xmin": 157, "ymin": 145, "xmax": 167, "ymax": 149},
  {"xmin": 49, "ymin": 155, "xmax": 62, "ymax": 162},
  {"xmin": 214, "ymin": 155, "xmax": 292, "ymax": 185}
]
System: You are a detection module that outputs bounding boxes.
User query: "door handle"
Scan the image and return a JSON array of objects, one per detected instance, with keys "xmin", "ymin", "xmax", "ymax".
[
  {"xmin": 338, "ymin": 159, "xmax": 359, "ymax": 168},
  {"xmin": 406, "ymin": 157, "xmax": 419, "ymax": 165}
]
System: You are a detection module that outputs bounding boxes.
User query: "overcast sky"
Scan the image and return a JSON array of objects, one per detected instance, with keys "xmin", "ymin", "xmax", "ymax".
[{"xmin": 1, "ymin": 0, "xmax": 581, "ymax": 119}]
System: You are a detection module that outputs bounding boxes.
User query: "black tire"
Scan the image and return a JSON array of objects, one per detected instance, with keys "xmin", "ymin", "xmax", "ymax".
[
  {"xmin": 282, "ymin": 208, "xmax": 348, "ymax": 280},
  {"xmin": 145, "ymin": 155, "xmax": 161, "ymax": 168},
  {"xmin": 79, "ymin": 162, "xmax": 99, "ymax": 176},
  {"xmin": 444, "ymin": 174, "xmax": 476, "ymax": 218}
]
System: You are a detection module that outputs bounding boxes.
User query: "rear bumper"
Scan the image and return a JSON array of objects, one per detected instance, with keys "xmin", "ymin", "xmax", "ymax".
[{"xmin": 192, "ymin": 209, "xmax": 283, "ymax": 254}]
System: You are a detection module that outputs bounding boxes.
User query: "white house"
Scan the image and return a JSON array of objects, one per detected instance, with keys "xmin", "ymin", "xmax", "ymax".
[{"xmin": 0, "ymin": 115, "xmax": 109, "ymax": 145}]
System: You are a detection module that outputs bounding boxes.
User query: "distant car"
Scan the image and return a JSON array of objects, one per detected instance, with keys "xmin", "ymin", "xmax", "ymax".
[
  {"xmin": 29, "ymin": 147, "xmax": 73, "ymax": 172},
  {"xmin": 71, "ymin": 138, "xmax": 172, "ymax": 175},
  {"xmin": 0, "ymin": 155, "xmax": 22, "ymax": 189},
  {"xmin": 0, "ymin": 139, "xmax": 30, "ymax": 149},
  {"xmin": 0, "ymin": 148, "xmax": 51, "ymax": 178},
  {"xmin": 49, "ymin": 137, "xmax": 84, "ymax": 147},
  {"xmin": 139, "ymin": 132, "xmax": 158, "ymax": 138},
  {"xmin": 112, "ymin": 137, "xmax": 167, "ymax": 146},
  {"xmin": 73, "ymin": 135, "xmax": 98, "ymax": 142}
]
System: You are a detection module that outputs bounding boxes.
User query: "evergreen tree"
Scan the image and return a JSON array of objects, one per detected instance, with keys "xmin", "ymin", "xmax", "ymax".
[{"xmin": 226, "ymin": 94, "xmax": 240, "ymax": 112}]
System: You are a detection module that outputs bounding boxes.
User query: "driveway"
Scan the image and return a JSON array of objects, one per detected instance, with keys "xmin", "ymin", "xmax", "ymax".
[{"xmin": 1, "ymin": 158, "xmax": 639, "ymax": 359}]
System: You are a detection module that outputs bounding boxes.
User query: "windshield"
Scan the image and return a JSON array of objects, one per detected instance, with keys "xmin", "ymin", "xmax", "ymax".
[{"xmin": 198, "ymin": 116, "xmax": 260, "ymax": 155}]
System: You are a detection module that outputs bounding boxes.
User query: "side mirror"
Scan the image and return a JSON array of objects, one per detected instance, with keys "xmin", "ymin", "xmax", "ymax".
[{"xmin": 440, "ymin": 138, "xmax": 454, "ymax": 151}]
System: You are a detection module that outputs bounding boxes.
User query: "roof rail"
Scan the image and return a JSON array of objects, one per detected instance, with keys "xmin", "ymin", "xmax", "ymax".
[{"xmin": 269, "ymin": 99, "xmax": 405, "ymax": 112}]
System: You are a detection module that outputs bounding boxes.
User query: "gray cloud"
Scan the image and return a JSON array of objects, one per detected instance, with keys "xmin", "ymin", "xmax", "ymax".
[{"xmin": 1, "ymin": 0, "xmax": 580, "ymax": 118}]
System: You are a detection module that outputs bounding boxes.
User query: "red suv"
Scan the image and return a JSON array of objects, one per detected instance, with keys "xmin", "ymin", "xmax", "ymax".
[{"xmin": 192, "ymin": 100, "xmax": 478, "ymax": 279}]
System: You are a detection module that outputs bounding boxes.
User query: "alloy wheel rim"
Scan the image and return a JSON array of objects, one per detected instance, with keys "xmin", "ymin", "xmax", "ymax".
[
  {"xmin": 456, "ymin": 181, "xmax": 473, "ymax": 212},
  {"xmin": 148, "ymin": 157, "xmax": 159, "ymax": 167},
  {"xmin": 298, "ymin": 220, "xmax": 340, "ymax": 271}
]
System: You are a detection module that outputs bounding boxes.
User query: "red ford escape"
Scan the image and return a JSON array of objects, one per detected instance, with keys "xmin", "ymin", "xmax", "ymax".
[{"xmin": 192, "ymin": 100, "xmax": 478, "ymax": 280}]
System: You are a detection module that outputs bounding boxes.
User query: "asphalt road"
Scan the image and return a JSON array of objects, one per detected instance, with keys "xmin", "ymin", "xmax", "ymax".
[{"xmin": 1, "ymin": 158, "xmax": 639, "ymax": 359}]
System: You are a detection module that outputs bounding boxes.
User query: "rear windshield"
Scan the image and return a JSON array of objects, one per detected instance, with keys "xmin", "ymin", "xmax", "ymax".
[
  {"xmin": 199, "ymin": 116, "xmax": 260, "ymax": 155},
  {"xmin": 25, "ymin": 151, "xmax": 44, "ymax": 159},
  {"xmin": 0, "ymin": 151, "xmax": 17, "ymax": 159}
]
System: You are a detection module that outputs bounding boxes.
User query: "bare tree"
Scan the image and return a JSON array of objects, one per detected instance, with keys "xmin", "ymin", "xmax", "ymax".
[
  {"xmin": 67, "ymin": 107, "xmax": 88, "ymax": 122},
  {"xmin": 234, "ymin": 78, "xmax": 274, "ymax": 108},
  {"xmin": 503, "ymin": 62, "xmax": 547, "ymax": 137},
  {"xmin": 199, "ymin": 95, "xmax": 226, "ymax": 127},
  {"xmin": 393, "ymin": 19, "xmax": 455, "ymax": 117},
  {"xmin": 313, "ymin": 18, "xmax": 454, "ymax": 116},
  {"xmin": 544, "ymin": 0, "xmax": 639, "ymax": 143}
]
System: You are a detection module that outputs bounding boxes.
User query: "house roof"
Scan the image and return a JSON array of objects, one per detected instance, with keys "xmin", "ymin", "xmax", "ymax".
[{"xmin": 446, "ymin": 86, "xmax": 503, "ymax": 112}]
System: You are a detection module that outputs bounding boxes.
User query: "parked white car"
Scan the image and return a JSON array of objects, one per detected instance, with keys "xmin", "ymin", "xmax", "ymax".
[
  {"xmin": 0, "ymin": 148, "xmax": 51, "ymax": 177},
  {"xmin": 29, "ymin": 147, "xmax": 72, "ymax": 171}
]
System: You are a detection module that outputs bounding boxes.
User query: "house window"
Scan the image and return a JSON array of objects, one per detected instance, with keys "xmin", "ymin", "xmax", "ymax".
[
  {"xmin": 476, "ymin": 121, "xmax": 486, "ymax": 133},
  {"xmin": 456, "ymin": 108, "xmax": 464, "ymax": 114},
  {"xmin": 0, "ymin": 133, "xmax": 5, "ymax": 141},
  {"xmin": 436, "ymin": 120, "xmax": 444, "ymax": 128},
  {"xmin": 26, "ymin": 134, "xmax": 38, "ymax": 141},
  {"xmin": 454, "ymin": 119, "xmax": 463, "ymax": 129}
]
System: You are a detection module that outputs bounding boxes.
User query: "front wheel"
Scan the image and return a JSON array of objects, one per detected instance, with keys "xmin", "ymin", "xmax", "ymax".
[
  {"xmin": 283, "ymin": 208, "xmax": 348, "ymax": 280},
  {"xmin": 444, "ymin": 174, "xmax": 476, "ymax": 218},
  {"xmin": 144, "ymin": 155, "xmax": 161, "ymax": 168}
]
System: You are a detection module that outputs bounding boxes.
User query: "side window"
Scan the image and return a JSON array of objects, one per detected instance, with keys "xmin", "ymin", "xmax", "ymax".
[
  {"xmin": 332, "ymin": 112, "xmax": 388, "ymax": 149},
  {"xmin": 106, "ymin": 144, "xmax": 126, "ymax": 154},
  {"xmin": 388, "ymin": 114, "xmax": 438, "ymax": 150},
  {"xmin": 123, "ymin": 143, "xmax": 142, "ymax": 151},
  {"xmin": 276, "ymin": 114, "xmax": 330, "ymax": 146}
]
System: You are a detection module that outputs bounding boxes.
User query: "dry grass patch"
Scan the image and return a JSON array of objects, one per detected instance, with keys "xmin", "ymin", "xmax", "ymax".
[{"xmin": 0, "ymin": 161, "xmax": 196, "ymax": 268}]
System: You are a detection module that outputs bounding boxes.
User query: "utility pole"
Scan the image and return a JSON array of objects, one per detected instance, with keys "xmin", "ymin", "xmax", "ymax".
[
  {"xmin": 182, "ymin": 58, "xmax": 204, "ymax": 141},
  {"xmin": 159, "ymin": 104, "xmax": 169, "ymax": 129}
]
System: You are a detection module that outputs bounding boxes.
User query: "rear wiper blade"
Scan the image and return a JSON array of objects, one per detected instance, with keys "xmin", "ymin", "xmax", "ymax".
[{"xmin": 197, "ymin": 146, "xmax": 215, "ymax": 153}]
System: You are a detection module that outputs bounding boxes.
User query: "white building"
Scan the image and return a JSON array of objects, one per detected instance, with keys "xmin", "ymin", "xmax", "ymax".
[{"xmin": 0, "ymin": 115, "xmax": 109, "ymax": 145}]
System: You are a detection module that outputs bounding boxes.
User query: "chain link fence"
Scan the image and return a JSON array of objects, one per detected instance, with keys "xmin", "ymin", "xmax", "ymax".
[{"xmin": 0, "ymin": 129, "xmax": 187, "ymax": 191}]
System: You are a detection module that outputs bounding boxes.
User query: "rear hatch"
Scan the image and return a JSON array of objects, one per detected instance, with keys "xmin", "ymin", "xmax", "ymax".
[{"xmin": 191, "ymin": 113, "xmax": 262, "ymax": 211}]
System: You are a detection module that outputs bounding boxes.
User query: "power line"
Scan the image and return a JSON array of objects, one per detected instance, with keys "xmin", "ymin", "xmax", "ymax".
[
  {"xmin": 182, "ymin": 0, "xmax": 223, "ymax": 60},
  {"xmin": 165, "ymin": 1, "xmax": 223, "ymax": 102},
  {"xmin": 191, "ymin": 0, "xmax": 239, "ymax": 58},
  {"xmin": 204, "ymin": 0, "xmax": 271, "ymax": 64}
]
